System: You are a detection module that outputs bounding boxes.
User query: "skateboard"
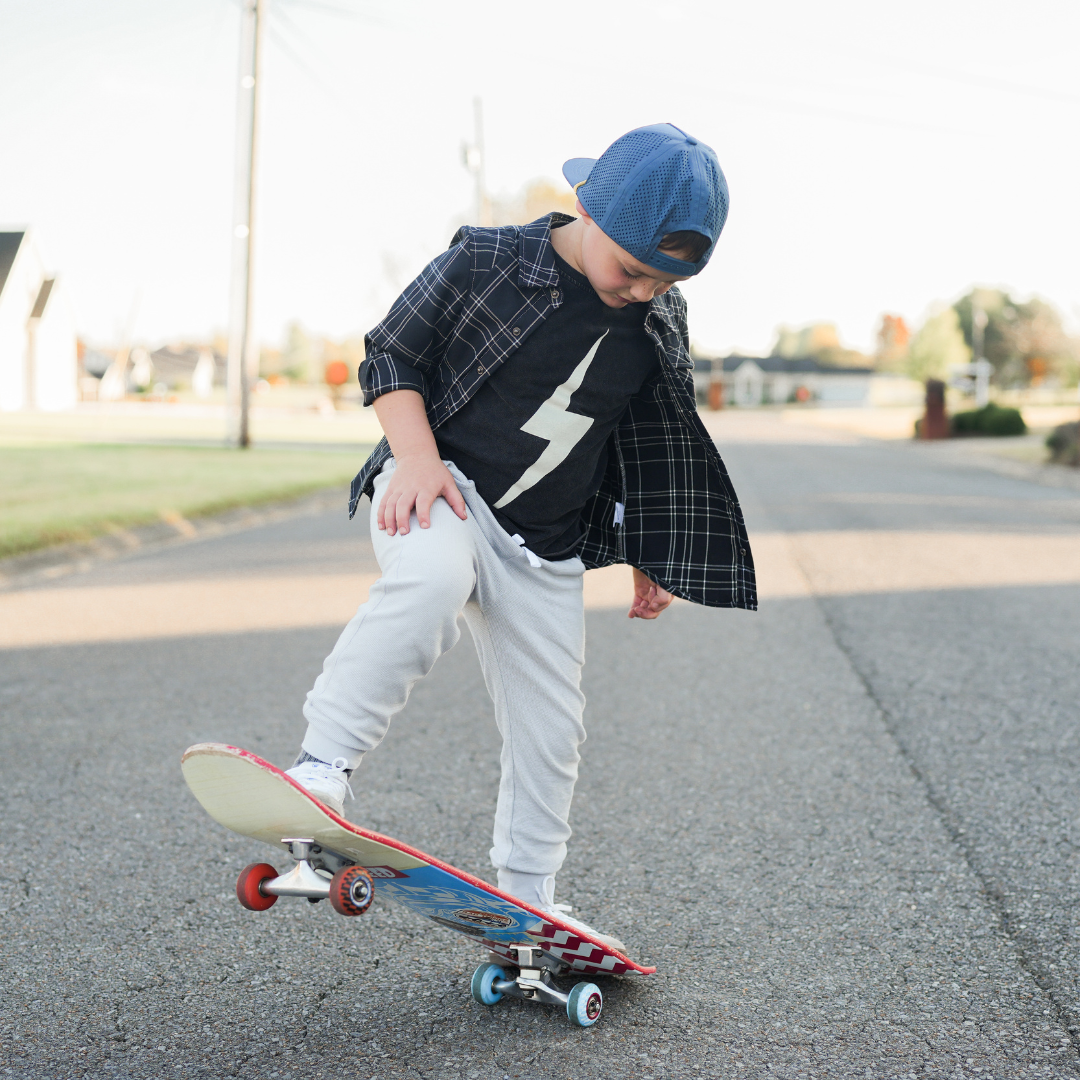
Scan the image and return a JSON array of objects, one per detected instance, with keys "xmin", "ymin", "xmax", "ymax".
[{"xmin": 180, "ymin": 743, "xmax": 655, "ymax": 1026}]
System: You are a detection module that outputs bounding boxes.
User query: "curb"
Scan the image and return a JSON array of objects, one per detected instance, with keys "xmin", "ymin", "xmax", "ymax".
[
  {"xmin": 922, "ymin": 442, "xmax": 1080, "ymax": 494},
  {"xmin": 0, "ymin": 486, "xmax": 356, "ymax": 593}
]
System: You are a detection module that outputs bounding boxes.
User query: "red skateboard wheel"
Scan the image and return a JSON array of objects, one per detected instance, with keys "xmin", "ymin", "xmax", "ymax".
[
  {"xmin": 329, "ymin": 866, "xmax": 375, "ymax": 916},
  {"xmin": 236, "ymin": 862, "xmax": 279, "ymax": 911}
]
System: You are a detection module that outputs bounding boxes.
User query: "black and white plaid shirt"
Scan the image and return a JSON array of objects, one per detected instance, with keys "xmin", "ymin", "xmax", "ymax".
[{"xmin": 351, "ymin": 213, "xmax": 757, "ymax": 610}]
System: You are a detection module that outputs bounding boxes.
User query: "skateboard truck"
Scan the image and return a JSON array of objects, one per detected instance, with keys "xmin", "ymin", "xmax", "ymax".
[
  {"xmin": 260, "ymin": 840, "xmax": 333, "ymax": 902},
  {"xmin": 492, "ymin": 945, "xmax": 570, "ymax": 1007},
  {"xmin": 234, "ymin": 838, "xmax": 375, "ymax": 917},
  {"xmin": 472, "ymin": 945, "xmax": 604, "ymax": 1027}
]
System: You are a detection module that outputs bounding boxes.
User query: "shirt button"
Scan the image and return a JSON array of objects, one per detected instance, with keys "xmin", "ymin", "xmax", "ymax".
[
  {"xmin": 477, "ymin": 365, "xmax": 484, "ymax": 374},
  {"xmin": 512, "ymin": 327, "xmax": 521, "ymax": 336},
  {"xmin": 550, "ymin": 289, "xmax": 559, "ymax": 300}
]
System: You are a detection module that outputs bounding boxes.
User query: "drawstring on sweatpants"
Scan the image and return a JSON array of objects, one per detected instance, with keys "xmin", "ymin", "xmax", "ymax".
[{"xmin": 510, "ymin": 534, "xmax": 543, "ymax": 568}]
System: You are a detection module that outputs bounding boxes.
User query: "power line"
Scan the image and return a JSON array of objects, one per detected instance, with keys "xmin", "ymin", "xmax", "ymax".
[
  {"xmin": 264, "ymin": 1, "xmax": 370, "ymax": 124},
  {"xmin": 266, "ymin": 4, "xmax": 345, "ymax": 100},
  {"xmin": 276, "ymin": 0, "xmax": 392, "ymax": 29},
  {"xmin": 873, "ymin": 55, "xmax": 1080, "ymax": 106},
  {"xmin": 713, "ymin": 88, "xmax": 980, "ymax": 140}
]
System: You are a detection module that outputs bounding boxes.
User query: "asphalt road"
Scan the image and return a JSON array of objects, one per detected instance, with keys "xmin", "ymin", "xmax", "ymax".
[{"xmin": 2, "ymin": 413, "xmax": 1079, "ymax": 1080}]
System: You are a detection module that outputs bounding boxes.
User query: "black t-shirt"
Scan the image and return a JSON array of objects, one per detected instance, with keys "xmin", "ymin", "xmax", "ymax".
[{"xmin": 434, "ymin": 248, "xmax": 661, "ymax": 559}]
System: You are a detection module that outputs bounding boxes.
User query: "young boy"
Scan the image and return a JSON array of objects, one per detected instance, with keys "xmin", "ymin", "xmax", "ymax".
[{"xmin": 284, "ymin": 123, "xmax": 756, "ymax": 949}]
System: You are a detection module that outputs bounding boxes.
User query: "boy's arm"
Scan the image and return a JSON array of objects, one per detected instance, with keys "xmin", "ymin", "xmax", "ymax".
[
  {"xmin": 628, "ymin": 567, "xmax": 674, "ymax": 620},
  {"xmin": 372, "ymin": 389, "xmax": 466, "ymax": 536},
  {"xmin": 360, "ymin": 239, "xmax": 473, "ymax": 406}
]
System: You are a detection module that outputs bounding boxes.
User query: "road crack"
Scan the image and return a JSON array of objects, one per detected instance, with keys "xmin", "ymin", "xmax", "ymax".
[{"xmin": 811, "ymin": 589, "xmax": 1080, "ymax": 1064}]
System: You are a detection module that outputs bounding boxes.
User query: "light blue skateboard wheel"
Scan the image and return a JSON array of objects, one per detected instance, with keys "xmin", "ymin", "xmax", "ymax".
[
  {"xmin": 566, "ymin": 981, "xmax": 603, "ymax": 1027},
  {"xmin": 470, "ymin": 962, "xmax": 506, "ymax": 1005}
]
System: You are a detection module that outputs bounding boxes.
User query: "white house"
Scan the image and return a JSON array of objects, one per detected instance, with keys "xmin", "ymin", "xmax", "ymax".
[
  {"xmin": 0, "ymin": 229, "xmax": 77, "ymax": 411},
  {"xmin": 693, "ymin": 353, "xmax": 877, "ymax": 407}
]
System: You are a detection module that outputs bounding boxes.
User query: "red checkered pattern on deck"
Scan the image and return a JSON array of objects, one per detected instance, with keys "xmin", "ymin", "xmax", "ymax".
[{"xmin": 483, "ymin": 923, "xmax": 637, "ymax": 977}]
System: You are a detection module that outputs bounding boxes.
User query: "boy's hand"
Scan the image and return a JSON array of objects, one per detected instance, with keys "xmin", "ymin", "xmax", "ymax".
[
  {"xmin": 372, "ymin": 389, "xmax": 467, "ymax": 536},
  {"xmin": 628, "ymin": 567, "xmax": 674, "ymax": 620},
  {"xmin": 378, "ymin": 453, "xmax": 467, "ymax": 536}
]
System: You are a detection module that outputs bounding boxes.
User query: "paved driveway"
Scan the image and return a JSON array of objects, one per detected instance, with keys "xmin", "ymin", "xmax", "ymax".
[{"xmin": 2, "ymin": 413, "xmax": 1079, "ymax": 1079}]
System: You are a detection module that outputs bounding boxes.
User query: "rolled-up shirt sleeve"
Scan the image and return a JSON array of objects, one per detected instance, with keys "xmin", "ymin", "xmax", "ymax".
[
  {"xmin": 359, "ymin": 349, "xmax": 427, "ymax": 403},
  {"xmin": 359, "ymin": 235, "xmax": 473, "ymax": 407}
]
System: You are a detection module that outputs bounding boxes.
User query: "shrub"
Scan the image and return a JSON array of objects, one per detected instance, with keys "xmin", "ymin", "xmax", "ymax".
[
  {"xmin": 951, "ymin": 403, "xmax": 1027, "ymax": 437},
  {"xmin": 1047, "ymin": 421, "xmax": 1079, "ymax": 467}
]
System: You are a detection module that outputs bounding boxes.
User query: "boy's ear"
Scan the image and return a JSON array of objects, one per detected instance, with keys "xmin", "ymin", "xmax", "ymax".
[{"xmin": 575, "ymin": 200, "xmax": 592, "ymax": 224}]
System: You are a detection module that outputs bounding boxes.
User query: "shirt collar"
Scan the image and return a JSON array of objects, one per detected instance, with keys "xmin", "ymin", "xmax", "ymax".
[
  {"xmin": 517, "ymin": 213, "xmax": 684, "ymax": 338},
  {"xmin": 647, "ymin": 291, "xmax": 681, "ymax": 330},
  {"xmin": 517, "ymin": 212, "xmax": 574, "ymax": 290}
]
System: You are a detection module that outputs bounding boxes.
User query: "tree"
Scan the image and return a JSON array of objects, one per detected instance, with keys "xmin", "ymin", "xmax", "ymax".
[
  {"xmin": 773, "ymin": 323, "xmax": 840, "ymax": 358},
  {"xmin": 954, "ymin": 288, "xmax": 1076, "ymax": 388},
  {"xmin": 771, "ymin": 322, "xmax": 870, "ymax": 368},
  {"xmin": 907, "ymin": 307, "xmax": 970, "ymax": 382},
  {"xmin": 875, "ymin": 314, "xmax": 910, "ymax": 372},
  {"xmin": 454, "ymin": 178, "xmax": 578, "ymax": 232},
  {"xmin": 281, "ymin": 321, "xmax": 317, "ymax": 383}
]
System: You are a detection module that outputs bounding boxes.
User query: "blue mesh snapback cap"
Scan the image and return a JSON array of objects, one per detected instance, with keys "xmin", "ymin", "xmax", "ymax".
[{"xmin": 562, "ymin": 123, "xmax": 728, "ymax": 277}]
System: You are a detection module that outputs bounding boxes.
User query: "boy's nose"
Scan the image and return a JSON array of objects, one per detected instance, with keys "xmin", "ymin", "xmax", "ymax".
[{"xmin": 633, "ymin": 280, "xmax": 667, "ymax": 302}]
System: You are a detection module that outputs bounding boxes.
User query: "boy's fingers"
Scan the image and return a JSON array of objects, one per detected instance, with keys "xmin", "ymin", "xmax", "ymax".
[
  {"xmin": 383, "ymin": 491, "xmax": 397, "ymax": 534},
  {"xmin": 443, "ymin": 480, "xmax": 468, "ymax": 520},
  {"xmin": 628, "ymin": 592, "xmax": 667, "ymax": 619},
  {"xmin": 415, "ymin": 490, "xmax": 434, "ymax": 529},
  {"xmin": 396, "ymin": 493, "xmax": 414, "ymax": 535}
]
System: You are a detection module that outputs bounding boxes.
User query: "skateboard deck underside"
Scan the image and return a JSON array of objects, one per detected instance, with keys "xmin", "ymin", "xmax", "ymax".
[{"xmin": 181, "ymin": 744, "xmax": 654, "ymax": 977}]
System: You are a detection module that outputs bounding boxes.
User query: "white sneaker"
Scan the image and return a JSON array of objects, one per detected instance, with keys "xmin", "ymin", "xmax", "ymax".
[
  {"xmin": 497, "ymin": 870, "xmax": 626, "ymax": 953},
  {"xmin": 542, "ymin": 905, "xmax": 627, "ymax": 954},
  {"xmin": 285, "ymin": 758, "xmax": 354, "ymax": 816}
]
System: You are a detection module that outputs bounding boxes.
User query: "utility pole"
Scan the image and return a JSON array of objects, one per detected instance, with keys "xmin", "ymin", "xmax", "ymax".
[
  {"xmin": 462, "ymin": 97, "xmax": 491, "ymax": 226},
  {"xmin": 226, "ymin": 0, "xmax": 265, "ymax": 448},
  {"xmin": 971, "ymin": 304, "xmax": 990, "ymax": 407}
]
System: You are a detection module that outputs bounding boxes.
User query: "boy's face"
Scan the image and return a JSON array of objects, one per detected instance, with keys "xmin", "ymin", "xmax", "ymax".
[{"xmin": 576, "ymin": 203, "xmax": 691, "ymax": 309}]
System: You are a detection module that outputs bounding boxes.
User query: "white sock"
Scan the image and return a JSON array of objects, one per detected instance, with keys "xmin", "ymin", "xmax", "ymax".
[{"xmin": 497, "ymin": 870, "xmax": 556, "ymax": 908}]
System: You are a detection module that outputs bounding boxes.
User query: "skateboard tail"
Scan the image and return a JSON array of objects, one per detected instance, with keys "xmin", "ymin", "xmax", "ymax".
[{"xmin": 181, "ymin": 743, "xmax": 428, "ymax": 871}]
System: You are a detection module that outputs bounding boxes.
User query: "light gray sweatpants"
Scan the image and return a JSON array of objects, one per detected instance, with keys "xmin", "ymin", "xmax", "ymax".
[{"xmin": 301, "ymin": 460, "xmax": 587, "ymax": 877}]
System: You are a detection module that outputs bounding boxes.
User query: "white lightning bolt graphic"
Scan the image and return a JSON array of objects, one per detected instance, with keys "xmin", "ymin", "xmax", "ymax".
[{"xmin": 493, "ymin": 330, "xmax": 609, "ymax": 510}]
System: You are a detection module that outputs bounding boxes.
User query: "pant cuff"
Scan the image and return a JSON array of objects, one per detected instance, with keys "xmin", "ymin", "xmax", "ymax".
[
  {"xmin": 300, "ymin": 726, "xmax": 365, "ymax": 772},
  {"xmin": 490, "ymin": 848, "xmax": 566, "ymax": 878}
]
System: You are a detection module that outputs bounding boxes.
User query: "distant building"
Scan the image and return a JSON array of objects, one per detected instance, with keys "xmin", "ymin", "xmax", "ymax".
[
  {"xmin": 148, "ymin": 344, "xmax": 221, "ymax": 392},
  {"xmin": 0, "ymin": 229, "xmax": 77, "ymax": 411},
  {"xmin": 692, "ymin": 352, "xmax": 876, "ymax": 407}
]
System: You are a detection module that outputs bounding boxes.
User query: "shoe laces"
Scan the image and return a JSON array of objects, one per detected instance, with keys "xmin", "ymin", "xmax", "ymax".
[
  {"xmin": 330, "ymin": 757, "xmax": 355, "ymax": 802},
  {"xmin": 305, "ymin": 757, "xmax": 354, "ymax": 802}
]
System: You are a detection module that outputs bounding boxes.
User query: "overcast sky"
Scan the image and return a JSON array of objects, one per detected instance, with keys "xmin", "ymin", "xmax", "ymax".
[{"xmin": 2, "ymin": 0, "xmax": 1079, "ymax": 356}]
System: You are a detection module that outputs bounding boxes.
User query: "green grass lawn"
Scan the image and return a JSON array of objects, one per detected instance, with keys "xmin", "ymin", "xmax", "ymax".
[{"xmin": 0, "ymin": 443, "xmax": 372, "ymax": 558}]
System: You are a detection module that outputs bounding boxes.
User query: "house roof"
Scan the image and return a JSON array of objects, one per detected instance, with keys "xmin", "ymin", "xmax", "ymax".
[
  {"xmin": 29, "ymin": 277, "xmax": 54, "ymax": 319},
  {"xmin": 691, "ymin": 351, "xmax": 874, "ymax": 376},
  {"xmin": 0, "ymin": 232, "xmax": 26, "ymax": 299}
]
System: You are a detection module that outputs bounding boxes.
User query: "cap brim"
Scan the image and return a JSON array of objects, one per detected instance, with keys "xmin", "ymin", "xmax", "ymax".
[{"xmin": 562, "ymin": 157, "xmax": 596, "ymax": 189}]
